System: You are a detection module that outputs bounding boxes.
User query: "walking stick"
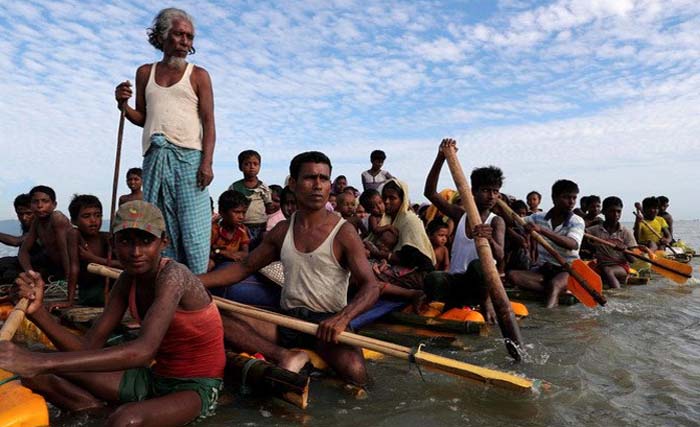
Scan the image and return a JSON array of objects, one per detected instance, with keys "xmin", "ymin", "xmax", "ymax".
[{"xmin": 104, "ymin": 106, "xmax": 126, "ymax": 304}]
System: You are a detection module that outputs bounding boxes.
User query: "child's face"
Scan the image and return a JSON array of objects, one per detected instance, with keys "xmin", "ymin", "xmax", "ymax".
[
  {"xmin": 515, "ymin": 207, "xmax": 528, "ymax": 218},
  {"xmin": 337, "ymin": 196, "xmax": 355, "ymax": 218},
  {"xmin": 335, "ymin": 178, "xmax": 347, "ymax": 192},
  {"xmin": 15, "ymin": 205, "xmax": 34, "ymax": 230},
  {"xmin": 222, "ymin": 206, "xmax": 247, "ymax": 226},
  {"xmin": 430, "ymin": 227, "xmax": 449, "ymax": 248},
  {"xmin": 240, "ymin": 156, "xmax": 261, "ymax": 179},
  {"xmin": 643, "ymin": 206, "xmax": 658, "ymax": 219},
  {"xmin": 473, "ymin": 185, "xmax": 500, "ymax": 210},
  {"xmin": 371, "ymin": 158, "xmax": 384, "ymax": 170},
  {"xmin": 603, "ymin": 205, "xmax": 622, "ymax": 223},
  {"xmin": 369, "ymin": 194, "xmax": 385, "ymax": 217},
  {"xmin": 126, "ymin": 173, "xmax": 142, "ymax": 191},
  {"xmin": 659, "ymin": 202, "xmax": 669, "ymax": 213},
  {"xmin": 527, "ymin": 194, "xmax": 540, "ymax": 209},
  {"xmin": 383, "ymin": 189, "xmax": 402, "ymax": 217},
  {"xmin": 75, "ymin": 206, "xmax": 102, "ymax": 236},
  {"xmin": 377, "ymin": 230, "xmax": 397, "ymax": 252},
  {"xmin": 266, "ymin": 193, "xmax": 281, "ymax": 215},
  {"xmin": 355, "ymin": 204, "xmax": 367, "ymax": 219},
  {"xmin": 31, "ymin": 192, "xmax": 56, "ymax": 218},
  {"xmin": 282, "ymin": 194, "xmax": 297, "ymax": 218},
  {"xmin": 553, "ymin": 192, "xmax": 577, "ymax": 212},
  {"xmin": 328, "ymin": 194, "xmax": 337, "ymax": 209}
]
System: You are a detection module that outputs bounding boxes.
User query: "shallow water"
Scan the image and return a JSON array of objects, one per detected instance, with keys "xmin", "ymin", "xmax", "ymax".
[{"xmin": 18, "ymin": 221, "xmax": 700, "ymax": 426}]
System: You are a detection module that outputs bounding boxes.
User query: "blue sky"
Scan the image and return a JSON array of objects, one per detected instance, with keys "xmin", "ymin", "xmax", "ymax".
[{"xmin": 1, "ymin": 0, "xmax": 699, "ymax": 221}]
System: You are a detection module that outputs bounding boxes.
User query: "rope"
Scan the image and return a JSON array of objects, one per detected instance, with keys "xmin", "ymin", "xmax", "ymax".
[
  {"xmin": 408, "ymin": 343, "xmax": 426, "ymax": 382},
  {"xmin": 0, "ymin": 374, "xmax": 19, "ymax": 387}
]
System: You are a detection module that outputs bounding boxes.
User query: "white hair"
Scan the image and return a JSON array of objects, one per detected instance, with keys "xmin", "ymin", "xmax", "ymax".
[{"xmin": 147, "ymin": 8, "xmax": 195, "ymax": 53}]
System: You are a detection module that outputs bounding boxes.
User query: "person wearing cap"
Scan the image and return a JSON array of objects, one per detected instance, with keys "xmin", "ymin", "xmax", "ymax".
[
  {"xmin": 2, "ymin": 201, "xmax": 226, "ymax": 426},
  {"xmin": 114, "ymin": 8, "xmax": 215, "ymax": 274}
]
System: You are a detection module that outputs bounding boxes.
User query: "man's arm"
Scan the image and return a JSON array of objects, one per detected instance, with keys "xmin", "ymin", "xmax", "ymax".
[
  {"xmin": 423, "ymin": 139, "xmax": 464, "ymax": 223},
  {"xmin": 318, "ymin": 223, "xmax": 381, "ymax": 343},
  {"xmin": 114, "ymin": 65, "xmax": 149, "ymax": 127},
  {"xmin": 53, "ymin": 214, "xmax": 78, "ymax": 307},
  {"xmin": 0, "ymin": 232, "xmax": 23, "ymax": 247},
  {"xmin": 199, "ymin": 222, "xmax": 284, "ymax": 288},
  {"xmin": 194, "ymin": 66, "xmax": 215, "ymax": 189},
  {"xmin": 476, "ymin": 216, "xmax": 505, "ymax": 264},
  {"xmin": 18, "ymin": 220, "xmax": 37, "ymax": 271}
]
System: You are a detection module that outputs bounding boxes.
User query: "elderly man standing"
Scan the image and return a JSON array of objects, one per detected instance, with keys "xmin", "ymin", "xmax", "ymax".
[{"xmin": 114, "ymin": 8, "xmax": 215, "ymax": 274}]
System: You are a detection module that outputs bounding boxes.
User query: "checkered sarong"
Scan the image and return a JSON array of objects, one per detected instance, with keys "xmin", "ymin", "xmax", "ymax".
[{"xmin": 143, "ymin": 134, "xmax": 211, "ymax": 274}]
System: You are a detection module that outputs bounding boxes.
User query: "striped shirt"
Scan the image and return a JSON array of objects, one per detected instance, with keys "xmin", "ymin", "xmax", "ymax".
[{"xmin": 526, "ymin": 210, "xmax": 584, "ymax": 266}]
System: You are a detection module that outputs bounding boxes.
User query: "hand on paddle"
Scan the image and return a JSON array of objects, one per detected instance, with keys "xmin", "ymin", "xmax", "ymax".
[
  {"xmin": 13, "ymin": 271, "xmax": 45, "ymax": 315},
  {"xmin": 0, "ymin": 341, "xmax": 41, "ymax": 378},
  {"xmin": 438, "ymin": 138, "xmax": 457, "ymax": 159},
  {"xmin": 317, "ymin": 314, "xmax": 350, "ymax": 344}
]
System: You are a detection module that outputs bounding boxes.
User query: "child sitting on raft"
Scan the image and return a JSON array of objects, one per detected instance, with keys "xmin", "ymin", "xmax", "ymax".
[
  {"xmin": 229, "ymin": 150, "xmax": 272, "ymax": 247},
  {"xmin": 506, "ymin": 179, "xmax": 585, "ymax": 308},
  {"xmin": 2, "ymin": 201, "xmax": 225, "ymax": 426},
  {"xmin": 427, "ymin": 219, "xmax": 450, "ymax": 272},
  {"xmin": 18, "ymin": 185, "xmax": 79, "ymax": 309},
  {"xmin": 634, "ymin": 196, "xmax": 671, "ymax": 251},
  {"xmin": 68, "ymin": 194, "xmax": 121, "ymax": 307},
  {"xmin": 586, "ymin": 196, "xmax": 637, "ymax": 288},
  {"xmin": 266, "ymin": 185, "xmax": 285, "ymax": 231},
  {"xmin": 503, "ymin": 199, "xmax": 531, "ymax": 272},
  {"xmin": 209, "ymin": 190, "xmax": 250, "ymax": 271}
]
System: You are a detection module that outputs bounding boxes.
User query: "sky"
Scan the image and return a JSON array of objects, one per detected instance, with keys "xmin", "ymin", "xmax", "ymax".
[{"xmin": 1, "ymin": 0, "xmax": 699, "ymax": 222}]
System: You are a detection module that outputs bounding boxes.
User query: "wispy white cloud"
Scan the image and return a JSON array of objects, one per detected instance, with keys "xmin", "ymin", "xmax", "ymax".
[{"xmin": 0, "ymin": 0, "xmax": 699, "ymax": 221}]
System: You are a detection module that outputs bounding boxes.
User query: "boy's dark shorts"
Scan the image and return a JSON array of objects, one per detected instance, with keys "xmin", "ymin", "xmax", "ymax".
[
  {"xmin": 119, "ymin": 367, "xmax": 223, "ymax": 420},
  {"xmin": 278, "ymin": 307, "xmax": 336, "ymax": 349},
  {"xmin": 533, "ymin": 263, "xmax": 568, "ymax": 282}
]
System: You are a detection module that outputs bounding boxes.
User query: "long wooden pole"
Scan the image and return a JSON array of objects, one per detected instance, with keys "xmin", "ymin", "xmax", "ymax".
[
  {"xmin": 85, "ymin": 263, "xmax": 537, "ymax": 393},
  {"xmin": 441, "ymin": 145, "xmax": 523, "ymax": 361},
  {"xmin": 0, "ymin": 299, "xmax": 28, "ymax": 341},
  {"xmin": 496, "ymin": 199, "xmax": 607, "ymax": 306}
]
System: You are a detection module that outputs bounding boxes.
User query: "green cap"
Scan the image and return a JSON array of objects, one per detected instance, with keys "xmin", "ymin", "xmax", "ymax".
[{"xmin": 112, "ymin": 200, "xmax": 165, "ymax": 238}]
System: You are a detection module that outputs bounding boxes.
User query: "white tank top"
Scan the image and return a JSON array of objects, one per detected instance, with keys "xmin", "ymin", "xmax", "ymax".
[
  {"xmin": 280, "ymin": 213, "xmax": 350, "ymax": 312},
  {"xmin": 449, "ymin": 212, "xmax": 497, "ymax": 274},
  {"xmin": 142, "ymin": 62, "xmax": 202, "ymax": 154}
]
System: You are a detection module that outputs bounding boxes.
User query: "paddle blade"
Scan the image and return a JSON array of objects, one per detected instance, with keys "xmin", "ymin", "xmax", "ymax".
[
  {"xmin": 567, "ymin": 260, "xmax": 603, "ymax": 308},
  {"xmin": 650, "ymin": 257, "xmax": 693, "ymax": 284}
]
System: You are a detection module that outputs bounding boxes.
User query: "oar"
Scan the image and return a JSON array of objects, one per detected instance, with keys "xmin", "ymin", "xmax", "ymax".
[
  {"xmin": 85, "ymin": 263, "xmax": 538, "ymax": 393},
  {"xmin": 584, "ymin": 233, "xmax": 692, "ymax": 284},
  {"xmin": 633, "ymin": 202, "xmax": 680, "ymax": 255},
  {"xmin": 0, "ymin": 299, "xmax": 50, "ymax": 427},
  {"xmin": 495, "ymin": 199, "xmax": 606, "ymax": 307},
  {"xmin": 441, "ymin": 144, "xmax": 523, "ymax": 361}
]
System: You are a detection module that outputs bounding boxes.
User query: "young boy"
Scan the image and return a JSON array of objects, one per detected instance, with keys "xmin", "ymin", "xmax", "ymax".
[
  {"xmin": 68, "ymin": 194, "xmax": 122, "ymax": 307},
  {"xmin": 359, "ymin": 189, "xmax": 385, "ymax": 237},
  {"xmin": 18, "ymin": 186, "xmax": 79, "ymax": 309},
  {"xmin": 503, "ymin": 199, "xmax": 531, "ymax": 272},
  {"xmin": 526, "ymin": 191, "xmax": 543, "ymax": 215},
  {"xmin": 361, "ymin": 150, "xmax": 394, "ymax": 191},
  {"xmin": 573, "ymin": 195, "xmax": 590, "ymax": 218},
  {"xmin": 634, "ymin": 196, "xmax": 671, "ymax": 251},
  {"xmin": 2, "ymin": 201, "xmax": 225, "ymax": 426},
  {"xmin": 587, "ymin": 196, "xmax": 637, "ymax": 288},
  {"xmin": 280, "ymin": 186, "xmax": 297, "ymax": 219},
  {"xmin": 506, "ymin": 179, "xmax": 585, "ymax": 308},
  {"xmin": 657, "ymin": 196, "xmax": 674, "ymax": 240},
  {"xmin": 229, "ymin": 150, "xmax": 272, "ymax": 245},
  {"xmin": 422, "ymin": 139, "xmax": 505, "ymax": 321},
  {"xmin": 118, "ymin": 167, "xmax": 143, "ymax": 206},
  {"xmin": 427, "ymin": 219, "xmax": 450, "ymax": 272},
  {"xmin": 335, "ymin": 192, "xmax": 366, "ymax": 235},
  {"xmin": 583, "ymin": 195, "xmax": 603, "ymax": 227},
  {"xmin": 0, "ymin": 194, "xmax": 36, "ymax": 283},
  {"xmin": 266, "ymin": 185, "xmax": 285, "ymax": 232},
  {"xmin": 210, "ymin": 190, "xmax": 251, "ymax": 271}
]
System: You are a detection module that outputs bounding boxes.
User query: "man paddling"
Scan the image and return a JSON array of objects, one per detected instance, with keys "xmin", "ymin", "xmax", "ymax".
[
  {"xmin": 0, "ymin": 201, "xmax": 225, "ymax": 426},
  {"xmin": 201, "ymin": 151, "xmax": 380, "ymax": 387},
  {"xmin": 114, "ymin": 8, "xmax": 215, "ymax": 274}
]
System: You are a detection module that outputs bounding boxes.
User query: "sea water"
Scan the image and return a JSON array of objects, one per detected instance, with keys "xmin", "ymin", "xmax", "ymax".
[{"xmin": 13, "ymin": 220, "xmax": 699, "ymax": 427}]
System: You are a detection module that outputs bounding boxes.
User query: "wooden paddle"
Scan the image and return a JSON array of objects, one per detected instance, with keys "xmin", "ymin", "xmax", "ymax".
[
  {"xmin": 633, "ymin": 202, "xmax": 680, "ymax": 255},
  {"xmin": 85, "ymin": 263, "xmax": 537, "ymax": 393},
  {"xmin": 496, "ymin": 199, "xmax": 606, "ymax": 307},
  {"xmin": 0, "ymin": 298, "xmax": 50, "ymax": 427},
  {"xmin": 584, "ymin": 233, "xmax": 692, "ymax": 284},
  {"xmin": 441, "ymin": 144, "xmax": 524, "ymax": 361}
]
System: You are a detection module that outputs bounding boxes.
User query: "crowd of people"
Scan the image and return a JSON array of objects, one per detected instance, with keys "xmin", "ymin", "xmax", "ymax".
[{"xmin": 0, "ymin": 7, "xmax": 681, "ymax": 426}]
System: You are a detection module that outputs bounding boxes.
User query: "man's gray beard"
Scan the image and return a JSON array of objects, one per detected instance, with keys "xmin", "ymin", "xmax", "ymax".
[{"xmin": 164, "ymin": 56, "xmax": 187, "ymax": 69}]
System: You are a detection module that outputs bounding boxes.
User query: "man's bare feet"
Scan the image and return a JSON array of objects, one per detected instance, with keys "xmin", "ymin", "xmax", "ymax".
[{"xmin": 279, "ymin": 349, "xmax": 310, "ymax": 373}]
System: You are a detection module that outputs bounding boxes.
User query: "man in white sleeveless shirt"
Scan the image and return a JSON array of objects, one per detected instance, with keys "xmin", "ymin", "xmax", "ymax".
[
  {"xmin": 201, "ymin": 152, "xmax": 380, "ymax": 387},
  {"xmin": 422, "ymin": 139, "xmax": 506, "ymax": 323},
  {"xmin": 114, "ymin": 8, "xmax": 215, "ymax": 274}
]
